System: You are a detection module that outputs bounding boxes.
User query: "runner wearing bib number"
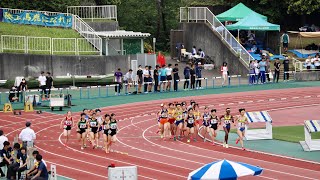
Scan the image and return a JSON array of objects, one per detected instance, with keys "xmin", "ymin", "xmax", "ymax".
[
  {"xmin": 108, "ymin": 113, "xmax": 118, "ymax": 153},
  {"xmin": 159, "ymin": 104, "xmax": 168, "ymax": 139},
  {"xmin": 209, "ymin": 109, "xmax": 219, "ymax": 145},
  {"xmin": 89, "ymin": 113, "xmax": 99, "ymax": 149},
  {"xmin": 60, "ymin": 111, "xmax": 73, "ymax": 146},
  {"xmin": 168, "ymin": 103, "xmax": 176, "ymax": 139},
  {"xmin": 95, "ymin": 109, "xmax": 103, "ymax": 148},
  {"xmin": 220, "ymin": 108, "xmax": 234, "ymax": 148},
  {"xmin": 202, "ymin": 106, "xmax": 210, "ymax": 142},
  {"xmin": 193, "ymin": 104, "xmax": 201, "ymax": 138},
  {"xmin": 185, "ymin": 109, "xmax": 196, "ymax": 143},
  {"xmin": 102, "ymin": 114, "xmax": 111, "ymax": 153},
  {"xmin": 77, "ymin": 113, "xmax": 88, "ymax": 150},
  {"xmin": 174, "ymin": 103, "xmax": 184, "ymax": 141},
  {"xmin": 181, "ymin": 102, "xmax": 188, "ymax": 137},
  {"xmin": 235, "ymin": 108, "xmax": 248, "ymax": 151}
]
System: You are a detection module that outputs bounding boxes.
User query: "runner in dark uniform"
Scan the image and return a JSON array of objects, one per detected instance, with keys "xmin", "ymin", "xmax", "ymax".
[
  {"xmin": 108, "ymin": 113, "xmax": 118, "ymax": 152},
  {"xmin": 209, "ymin": 109, "xmax": 219, "ymax": 145},
  {"xmin": 77, "ymin": 113, "xmax": 88, "ymax": 150},
  {"xmin": 202, "ymin": 106, "xmax": 210, "ymax": 142},
  {"xmin": 102, "ymin": 114, "xmax": 111, "ymax": 153},
  {"xmin": 185, "ymin": 108, "xmax": 196, "ymax": 143},
  {"xmin": 89, "ymin": 113, "xmax": 99, "ymax": 149},
  {"xmin": 60, "ymin": 111, "xmax": 73, "ymax": 146}
]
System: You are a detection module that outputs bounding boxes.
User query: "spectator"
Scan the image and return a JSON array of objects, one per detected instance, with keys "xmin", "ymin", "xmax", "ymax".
[
  {"xmin": 265, "ymin": 58, "xmax": 271, "ymax": 82},
  {"xmin": 248, "ymin": 31, "xmax": 255, "ymax": 44},
  {"xmin": 148, "ymin": 66, "xmax": 153, "ymax": 92},
  {"xmin": 7, "ymin": 143, "xmax": 23, "ymax": 179},
  {"xmin": 283, "ymin": 57, "xmax": 290, "ymax": 81},
  {"xmin": 46, "ymin": 72, "xmax": 53, "ymax": 99},
  {"xmin": 173, "ymin": 64, "xmax": 179, "ymax": 91},
  {"xmin": 183, "ymin": 64, "xmax": 190, "ymax": 89},
  {"xmin": 254, "ymin": 60, "xmax": 260, "ymax": 83},
  {"xmin": 136, "ymin": 65, "xmax": 143, "ymax": 94},
  {"xmin": 198, "ymin": 49, "xmax": 205, "ymax": 59},
  {"xmin": 153, "ymin": 65, "xmax": 160, "ymax": 92},
  {"xmin": 259, "ymin": 58, "xmax": 266, "ymax": 84},
  {"xmin": 190, "ymin": 64, "xmax": 196, "ymax": 89},
  {"xmin": 221, "ymin": 62, "xmax": 228, "ymax": 86},
  {"xmin": 114, "ymin": 68, "xmax": 123, "ymax": 95},
  {"xmin": 159, "ymin": 65, "xmax": 167, "ymax": 92},
  {"xmin": 19, "ymin": 78, "xmax": 28, "ymax": 101},
  {"xmin": 19, "ymin": 121, "xmax": 36, "ymax": 149},
  {"xmin": 313, "ymin": 54, "xmax": 320, "ymax": 70},
  {"xmin": 143, "ymin": 66, "xmax": 150, "ymax": 93},
  {"xmin": 0, "ymin": 130, "xmax": 8, "ymax": 150},
  {"xmin": 249, "ymin": 60, "xmax": 255, "ymax": 85},
  {"xmin": 8, "ymin": 86, "xmax": 19, "ymax": 102},
  {"xmin": 0, "ymin": 141, "xmax": 12, "ymax": 178},
  {"xmin": 123, "ymin": 69, "xmax": 133, "ymax": 94},
  {"xmin": 281, "ymin": 31, "xmax": 290, "ymax": 53},
  {"xmin": 274, "ymin": 58, "xmax": 281, "ymax": 83},
  {"xmin": 305, "ymin": 55, "xmax": 312, "ymax": 71},
  {"xmin": 27, "ymin": 154, "xmax": 48, "ymax": 180},
  {"xmin": 38, "ymin": 71, "xmax": 47, "ymax": 101},
  {"xmin": 13, "ymin": 146, "xmax": 28, "ymax": 180},
  {"xmin": 195, "ymin": 62, "xmax": 202, "ymax": 89},
  {"xmin": 166, "ymin": 64, "xmax": 173, "ymax": 91},
  {"xmin": 191, "ymin": 46, "xmax": 197, "ymax": 55}
]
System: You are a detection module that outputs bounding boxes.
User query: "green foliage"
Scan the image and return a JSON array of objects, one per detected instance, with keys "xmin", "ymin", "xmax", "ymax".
[{"xmin": 287, "ymin": 0, "xmax": 320, "ymax": 15}]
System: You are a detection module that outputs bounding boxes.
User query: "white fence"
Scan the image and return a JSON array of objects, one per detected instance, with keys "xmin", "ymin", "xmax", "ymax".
[
  {"xmin": 0, "ymin": 35, "xmax": 100, "ymax": 55},
  {"xmin": 1, "ymin": 8, "xmax": 69, "ymax": 16},
  {"xmin": 72, "ymin": 15, "xmax": 102, "ymax": 55},
  {"xmin": 180, "ymin": 7, "xmax": 253, "ymax": 66},
  {"xmin": 67, "ymin": 5, "xmax": 117, "ymax": 21}
]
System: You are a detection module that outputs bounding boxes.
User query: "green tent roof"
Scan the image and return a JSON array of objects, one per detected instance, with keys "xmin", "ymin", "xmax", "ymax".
[
  {"xmin": 216, "ymin": 3, "xmax": 267, "ymax": 22},
  {"xmin": 226, "ymin": 12, "xmax": 280, "ymax": 31}
]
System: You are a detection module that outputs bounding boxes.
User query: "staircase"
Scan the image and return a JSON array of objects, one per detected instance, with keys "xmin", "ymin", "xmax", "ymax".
[{"xmin": 180, "ymin": 7, "xmax": 254, "ymax": 67}]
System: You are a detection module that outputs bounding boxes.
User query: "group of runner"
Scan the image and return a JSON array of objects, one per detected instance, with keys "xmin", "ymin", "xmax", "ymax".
[
  {"xmin": 60, "ymin": 109, "xmax": 118, "ymax": 154},
  {"xmin": 157, "ymin": 100, "xmax": 249, "ymax": 150}
]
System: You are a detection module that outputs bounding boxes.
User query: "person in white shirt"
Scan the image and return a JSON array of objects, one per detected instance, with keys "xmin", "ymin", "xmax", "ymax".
[
  {"xmin": 38, "ymin": 71, "xmax": 47, "ymax": 100},
  {"xmin": 166, "ymin": 64, "xmax": 173, "ymax": 91},
  {"xmin": 19, "ymin": 122, "xmax": 36, "ymax": 149},
  {"xmin": 305, "ymin": 56, "xmax": 312, "ymax": 71},
  {"xmin": 199, "ymin": 49, "xmax": 205, "ymax": 58},
  {"xmin": 0, "ymin": 130, "xmax": 8, "ymax": 150},
  {"xmin": 143, "ymin": 66, "xmax": 150, "ymax": 93},
  {"xmin": 192, "ymin": 46, "xmax": 197, "ymax": 55},
  {"xmin": 124, "ymin": 69, "xmax": 133, "ymax": 94},
  {"xmin": 313, "ymin": 54, "xmax": 320, "ymax": 70}
]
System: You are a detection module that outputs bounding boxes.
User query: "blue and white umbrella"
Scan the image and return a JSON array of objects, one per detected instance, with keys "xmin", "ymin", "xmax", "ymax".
[{"xmin": 188, "ymin": 159, "xmax": 263, "ymax": 180}]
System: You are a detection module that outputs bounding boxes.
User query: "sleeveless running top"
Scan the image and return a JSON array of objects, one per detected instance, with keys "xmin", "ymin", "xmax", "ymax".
[
  {"xmin": 89, "ymin": 118, "xmax": 98, "ymax": 127},
  {"xmin": 102, "ymin": 121, "xmax": 109, "ymax": 130},
  {"xmin": 168, "ymin": 109, "xmax": 175, "ymax": 118},
  {"xmin": 109, "ymin": 120, "xmax": 117, "ymax": 130},
  {"xmin": 78, "ymin": 118, "xmax": 87, "ymax": 129},
  {"xmin": 238, "ymin": 115, "xmax": 247, "ymax": 127},
  {"xmin": 64, "ymin": 116, "xmax": 73, "ymax": 126},
  {"xmin": 194, "ymin": 111, "xmax": 201, "ymax": 120},
  {"xmin": 175, "ymin": 110, "xmax": 183, "ymax": 120},
  {"xmin": 187, "ymin": 115, "xmax": 195, "ymax": 124},
  {"xmin": 224, "ymin": 114, "xmax": 232, "ymax": 124},
  {"xmin": 210, "ymin": 115, "xmax": 218, "ymax": 125},
  {"xmin": 160, "ymin": 109, "xmax": 168, "ymax": 118}
]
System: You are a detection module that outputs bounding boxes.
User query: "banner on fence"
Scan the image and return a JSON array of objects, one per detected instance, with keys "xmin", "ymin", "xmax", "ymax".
[{"xmin": 2, "ymin": 9, "xmax": 72, "ymax": 28}]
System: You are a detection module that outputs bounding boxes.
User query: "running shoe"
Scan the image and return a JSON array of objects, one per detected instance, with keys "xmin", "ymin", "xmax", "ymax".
[
  {"xmin": 84, "ymin": 144, "xmax": 87, "ymax": 148},
  {"xmin": 226, "ymin": 144, "xmax": 229, "ymax": 148},
  {"xmin": 81, "ymin": 147, "xmax": 84, "ymax": 150},
  {"xmin": 223, "ymin": 142, "xmax": 226, "ymax": 147},
  {"xmin": 187, "ymin": 139, "xmax": 190, "ymax": 143},
  {"xmin": 236, "ymin": 139, "xmax": 239, "ymax": 144},
  {"xmin": 160, "ymin": 134, "xmax": 164, "ymax": 139},
  {"xmin": 242, "ymin": 147, "xmax": 246, "ymax": 151},
  {"xmin": 173, "ymin": 137, "xmax": 176, "ymax": 141}
]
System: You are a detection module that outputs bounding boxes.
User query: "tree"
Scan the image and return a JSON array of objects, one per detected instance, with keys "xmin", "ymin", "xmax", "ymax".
[{"xmin": 287, "ymin": 0, "xmax": 320, "ymax": 15}]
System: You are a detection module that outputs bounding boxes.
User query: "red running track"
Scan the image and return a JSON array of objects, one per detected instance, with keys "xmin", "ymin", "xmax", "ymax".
[{"xmin": 1, "ymin": 87, "xmax": 320, "ymax": 180}]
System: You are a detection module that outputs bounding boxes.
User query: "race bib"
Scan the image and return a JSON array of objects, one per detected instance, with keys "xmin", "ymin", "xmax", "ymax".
[
  {"xmin": 188, "ymin": 119, "xmax": 194, "ymax": 124},
  {"xmin": 90, "ymin": 122, "xmax": 97, "ymax": 127},
  {"xmin": 108, "ymin": 130, "xmax": 112, "ymax": 134},
  {"xmin": 225, "ymin": 120, "xmax": 230, "ymax": 124},
  {"xmin": 66, "ymin": 121, "xmax": 72, "ymax": 125},
  {"xmin": 110, "ymin": 124, "xmax": 117, "ymax": 129},
  {"xmin": 80, "ymin": 124, "xmax": 86, "ymax": 128},
  {"xmin": 103, "ymin": 125, "xmax": 108, "ymax": 130},
  {"xmin": 177, "ymin": 115, "xmax": 183, "ymax": 120},
  {"xmin": 238, "ymin": 122, "xmax": 245, "ymax": 127},
  {"xmin": 211, "ymin": 119, "xmax": 217, "ymax": 124}
]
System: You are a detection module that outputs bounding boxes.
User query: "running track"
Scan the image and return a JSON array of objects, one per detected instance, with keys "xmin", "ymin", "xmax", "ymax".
[{"xmin": 1, "ymin": 87, "xmax": 320, "ymax": 179}]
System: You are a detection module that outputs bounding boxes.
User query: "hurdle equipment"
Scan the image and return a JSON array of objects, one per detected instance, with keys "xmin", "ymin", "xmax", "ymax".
[
  {"xmin": 300, "ymin": 120, "xmax": 320, "ymax": 151},
  {"xmin": 245, "ymin": 111, "xmax": 273, "ymax": 140},
  {"xmin": 108, "ymin": 166, "xmax": 137, "ymax": 180}
]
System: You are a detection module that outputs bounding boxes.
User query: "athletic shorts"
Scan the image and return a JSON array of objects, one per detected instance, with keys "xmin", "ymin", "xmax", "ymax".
[
  {"xmin": 210, "ymin": 123, "xmax": 218, "ymax": 130},
  {"xmin": 109, "ymin": 130, "xmax": 117, "ymax": 136},
  {"xmin": 239, "ymin": 127, "xmax": 245, "ymax": 132},
  {"xmin": 187, "ymin": 123, "xmax": 194, "ymax": 129},
  {"xmin": 104, "ymin": 130, "xmax": 109, "ymax": 135},
  {"xmin": 160, "ymin": 76, "xmax": 167, "ymax": 82},
  {"xmin": 203, "ymin": 123, "xmax": 210, "ymax": 127},
  {"xmin": 64, "ymin": 126, "xmax": 71, "ymax": 131},
  {"xmin": 78, "ymin": 129, "xmax": 86, "ymax": 134},
  {"xmin": 195, "ymin": 120, "xmax": 200, "ymax": 125},
  {"xmin": 283, "ymin": 43, "xmax": 288, "ymax": 48},
  {"xmin": 224, "ymin": 124, "xmax": 231, "ymax": 130},
  {"xmin": 160, "ymin": 118, "xmax": 168, "ymax": 125},
  {"xmin": 98, "ymin": 126, "xmax": 103, "ymax": 132},
  {"xmin": 168, "ymin": 118, "xmax": 175, "ymax": 124},
  {"xmin": 91, "ymin": 127, "xmax": 98, "ymax": 134},
  {"xmin": 167, "ymin": 75, "xmax": 172, "ymax": 80},
  {"xmin": 175, "ymin": 120, "xmax": 184, "ymax": 126}
]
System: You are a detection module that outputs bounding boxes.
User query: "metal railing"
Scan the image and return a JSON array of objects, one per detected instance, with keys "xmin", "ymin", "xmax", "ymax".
[
  {"xmin": 72, "ymin": 15, "xmax": 102, "ymax": 55},
  {"xmin": 1, "ymin": 8, "xmax": 69, "ymax": 16},
  {"xmin": 67, "ymin": 5, "xmax": 117, "ymax": 21},
  {"xmin": 179, "ymin": 7, "xmax": 253, "ymax": 66},
  {"xmin": 0, "ymin": 35, "xmax": 100, "ymax": 55}
]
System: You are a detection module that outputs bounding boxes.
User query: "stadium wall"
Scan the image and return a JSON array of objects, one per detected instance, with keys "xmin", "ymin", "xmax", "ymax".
[
  {"xmin": 86, "ymin": 21, "xmax": 118, "ymax": 31},
  {"xmin": 0, "ymin": 53, "xmax": 129, "ymax": 79},
  {"xmin": 179, "ymin": 22, "xmax": 249, "ymax": 76}
]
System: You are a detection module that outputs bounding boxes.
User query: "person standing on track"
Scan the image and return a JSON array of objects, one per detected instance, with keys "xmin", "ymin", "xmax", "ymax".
[
  {"xmin": 108, "ymin": 113, "xmax": 118, "ymax": 153},
  {"xmin": 89, "ymin": 112, "xmax": 100, "ymax": 149},
  {"xmin": 60, "ymin": 111, "xmax": 73, "ymax": 146},
  {"xmin": 235, "ymin": 108, "xmax": 249, "ymax": 151},
  {"xmin": 209, "ymin": 109, "xmax": 219, "ymax": 145},
  {"xmin": 77, "ymin": 113, "xmax": 88, "ymax": 150},
  {"xmin": 202, "ymin": 106, "xmax": 211, "ymax": 142},
  {"xmin": 102, "ymin": 114, "xmax": 111, "ymax": 153},
  {"xmin": 19, "ymin": 122, "xmax": 36, "ymax": 149},
  {"xmin": 220, "ymin": 108, "xmax": 234, "ymax": 148},
  {"xmin": 185, "ymin": 108, "xmax": 196, "ymax": 143}
]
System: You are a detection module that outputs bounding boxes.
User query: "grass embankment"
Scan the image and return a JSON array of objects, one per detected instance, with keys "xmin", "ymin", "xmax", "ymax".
[{"xmin": 0, "ymin": 22, "xmax": 98, "ymax": 55}]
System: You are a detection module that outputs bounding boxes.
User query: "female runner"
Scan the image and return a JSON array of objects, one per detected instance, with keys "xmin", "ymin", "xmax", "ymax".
[
  {"xmin": 89, "ymin": 112, "xmax": 100, "ymax": 149},
  {"xmin": 202, "ymin": 106, "xmax": 211, "ymax": 142},
  {"xmin": 193, "ymin": 104, "xmax": 201, "ymax": 136},
  {"xmin": 220, "ymin": 108, "xmax": 234, "ymax": 148},
  {"xmin": 60, "ymin": 111, "xmax": 73, "ymax": 146},
  {"xmin": 174, "ymin": 103, "xmax": 184, "ymax": 141},
  {"xmin": 159, "ymin": 104, "xmax": 169, "ymax": 139},
  {"xmin": 108, "ymin": 113, "xmax": 118, "ymax": 152},
  {"xmin": 76, "ymin": 113, "xmax": 88, "ymax": 150},
  {"xmin": 209, "ymin": 109, "xmax": 219, "ymax": 145},
  {"xmin": 235, "ymin": 108, "xmax": 249, "ymax": 150},
  {"xmin": 185, "ymin": 108, "xmax": 196, "ymax": 143},
  {"xmin": 96, "ymin": 109, "xmax": 103, "ymax": 148},
  {"xmin": 102, "ymin": 114, "xmax": 111, "ymax": 153},
  {"xmin": 167, "ymin": 103, "xmax": 176, "ymax": 139}
]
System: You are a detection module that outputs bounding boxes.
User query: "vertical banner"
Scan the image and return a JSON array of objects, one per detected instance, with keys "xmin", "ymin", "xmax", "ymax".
[
  {"xmin": 0, "ymin": 9, "xmax": 3, "ymax": 22},
  {"xmin": 2, "ymin": 9, "xmax": 72, "ymax": 28}
]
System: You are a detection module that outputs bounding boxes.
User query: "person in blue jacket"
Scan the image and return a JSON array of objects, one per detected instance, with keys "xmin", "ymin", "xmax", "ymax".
[{"xmin": 195, "ymin": 62, "xmax": 203, "ymax": 89}]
